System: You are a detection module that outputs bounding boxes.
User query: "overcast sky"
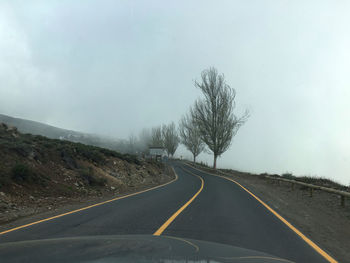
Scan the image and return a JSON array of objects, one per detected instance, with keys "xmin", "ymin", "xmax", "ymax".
[{"xmin": 1, "ymin": 0, "xmax": 349, "ymax": 185}]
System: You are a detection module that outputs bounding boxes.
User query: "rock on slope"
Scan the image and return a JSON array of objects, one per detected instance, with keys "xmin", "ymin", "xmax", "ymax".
[{"xmin": 0, "ymin": 123, "xmax": 173, "ymax": 224}]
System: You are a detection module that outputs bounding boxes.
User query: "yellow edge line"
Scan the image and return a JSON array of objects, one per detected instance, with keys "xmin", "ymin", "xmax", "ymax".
[
  {"xmin": 185, "ymin": 164, "xmax": 337, "ymax": 263},
  {"xmin": 153, "ymin": 167, "xmax": 204, "ymax": 236},
  {"xmin": 0, "ymin": 171, "xmax": 178, "ymax": 236}
]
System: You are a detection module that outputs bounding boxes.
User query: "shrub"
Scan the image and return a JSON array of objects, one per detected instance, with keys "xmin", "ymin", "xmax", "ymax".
[
  {"xmin": 296, "ymin": 176, "xmax": 348, "ymax": 191},
  {"xmin": 42, "ymin": 142, "xmax": 54, "ymax": 149},
  {"xmin": 10, "ymin": 142, "xmax": 32, "ymax": 157},
  {"xmin": 11, "ymin": 163, "xmax": 38, "ymax": 182},
  {"xmin": 199, "ymin": 161, "xmax": 209, "ymax": 168},
  {"xmin": 75, "ymin": 144, "xmax": 105, "ymax": 164},
  {"xmin": 0, "ymin": 173, "xmax": 11, "ymax": 189},
  {"xmin": 79, "ymin": 168, "xmax": 106, "ymax": 186},
  {"xmin": 122, "ymin": 154, "xmax": 140, "ymax": 165},
  {"xmin": 99, "ymin": 148, "xmax": 140, "ymax": 164},
  {"xmin": 281, "ymin": 173, "xmax": 296, "ymax": 180}
]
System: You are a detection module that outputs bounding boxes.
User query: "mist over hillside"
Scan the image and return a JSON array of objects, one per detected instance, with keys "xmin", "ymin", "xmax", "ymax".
[
  {"xmin": 0, "ymin": 114, "xmax": 130, "ymax": 153},
  {"xmin": 1, "ymin": 0, "xmax": 349, "ymax": 186}
]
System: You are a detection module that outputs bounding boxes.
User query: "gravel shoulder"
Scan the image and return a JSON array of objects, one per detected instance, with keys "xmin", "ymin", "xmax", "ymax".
[{"xmin": 191, "ymin": 164, "xmax": 350, "ymax": 263}]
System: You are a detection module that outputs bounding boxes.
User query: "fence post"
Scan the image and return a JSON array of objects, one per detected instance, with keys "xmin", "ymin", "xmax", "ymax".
[
  {"xmin": 341, "ymin": 196, "xmax": 345, "ymax": 207},
  {"xmin": 264, "ymin": 177, "xmax": 349, "ymax": 208},
  {"xmin": 309, "ymin": 187, "xmax": 313, "ymax": 197}
]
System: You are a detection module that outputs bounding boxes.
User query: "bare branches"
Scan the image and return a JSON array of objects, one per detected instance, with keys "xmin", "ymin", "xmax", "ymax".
[
  {"xmin": 149, "ymin": 123, "xmax": 179, "ymax": 157},
  {"xmin": 179, "ymin": 113, "xmax": 204, "ymax": 163},
  {"xmin": 127, "ymin": 67, "xmax": 248, "ymax": 165},
  {"xmin": 162, "ymin": 122, "xmax": 179, "ymax": 157},
  {"xmin": 151, "ymin": 126, "xmax": 163, "ymax": 147},
  {"xmin": 191, "ymin": 67, "xmax": 249, "ymax": 168}
]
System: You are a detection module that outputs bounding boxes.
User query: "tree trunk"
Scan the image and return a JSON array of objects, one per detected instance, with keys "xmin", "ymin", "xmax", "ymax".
[
  {"xmin": 213, "ymin": 154, "xmax": 217, "ymax": 169},
  {"xmin": 193, "ymin": 154, "xmax": 196, "ymax": 163}
]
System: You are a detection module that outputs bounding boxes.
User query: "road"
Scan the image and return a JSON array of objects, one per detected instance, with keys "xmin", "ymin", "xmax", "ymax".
[{"xmin": 0, "ymin": 162, "xmax": 334, "ymax": 262}]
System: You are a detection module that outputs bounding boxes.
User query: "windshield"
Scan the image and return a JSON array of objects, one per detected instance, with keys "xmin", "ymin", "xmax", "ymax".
[{"xmin": 0, "ymin": 1, "xmax": 349, "ymax": 263}]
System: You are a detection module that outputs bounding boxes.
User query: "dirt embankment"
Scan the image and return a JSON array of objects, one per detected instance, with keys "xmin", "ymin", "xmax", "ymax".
[
  {"xmin": 190, "ymin": 163, "xmax": 350, "ymax": 263},
  {"xmin": 0, "ymin": 123, "xmax": 174, "ymax": 228}
]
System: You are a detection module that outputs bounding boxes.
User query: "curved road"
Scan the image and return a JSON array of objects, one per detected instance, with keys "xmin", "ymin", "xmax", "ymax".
[{"xmin": 0, "ymin": 161, "xmax": 334, "ymax": 262}]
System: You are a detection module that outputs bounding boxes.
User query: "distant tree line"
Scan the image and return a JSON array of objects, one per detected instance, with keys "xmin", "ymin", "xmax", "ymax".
[
  {"xmin": 123, "ymin": 123, "xmax": 180, "ymax": 158},
  {"xmin": 122, "ymin": 67, "xmax": 249, "ymax": 169}
]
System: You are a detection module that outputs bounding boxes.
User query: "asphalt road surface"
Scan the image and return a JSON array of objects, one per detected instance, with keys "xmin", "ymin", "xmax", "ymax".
[{"xmin": 0, "ymin": 161, "xmax": 334, "ymax": 262}]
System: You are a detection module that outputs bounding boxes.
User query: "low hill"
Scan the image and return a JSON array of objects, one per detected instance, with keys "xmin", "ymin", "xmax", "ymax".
[
  {"xmin": 0, "ymin": 114, "xmax": 128, "ymax": 152},
  {"xmin": 0, "ymin": 114, "xmax": 83, "ymax": 140},
  {"xmin": 0, "ymin": 123, "xmax": 173, "ymax": 224}
]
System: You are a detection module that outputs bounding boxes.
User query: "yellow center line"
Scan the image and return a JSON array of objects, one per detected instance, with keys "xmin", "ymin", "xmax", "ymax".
[
  {"xmin": 0, "ymin": 171, "xmax": 178, "ymax": 236},
  {"xmin": 153, "ymin": 167, "xmax": 204, "ymax": 236},
  {"xmin": 185, "ymin": 163, "xmax": 338, "ymax": 263}
]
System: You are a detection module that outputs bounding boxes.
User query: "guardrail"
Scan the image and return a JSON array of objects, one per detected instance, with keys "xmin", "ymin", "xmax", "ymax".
[
  {"xmin": 265, "ymin": 176, "xmax": 350, "ymax": 207},
  {"xmin": 184, "ymin": 161, "xmax": 349, "ymax": 207}
]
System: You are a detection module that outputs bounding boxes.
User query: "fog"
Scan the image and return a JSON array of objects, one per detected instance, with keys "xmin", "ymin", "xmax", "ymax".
[{"xmin": 1, "ymin": 0, "xmax": 349, "ymax": 185}]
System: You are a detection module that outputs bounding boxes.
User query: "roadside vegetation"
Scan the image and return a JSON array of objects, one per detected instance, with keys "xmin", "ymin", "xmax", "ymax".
[
  {"xmin": 130, "ymin": 67, "xmax": 249, "ymax": 169},
  {"xmin": 1, "ymin": 67, "xmax": 247, "ymax": 170},
  {"xmin": 179, "ymin": 113, "xmax": 204, "ymax": 163},
  {"xmin": 0, "ymin": 123, "xmax": 174, "ymax": 224},
  {"xmin": 277, "ymin": 173, "xmax": 349, "ymax": 192},
  {"xmin": 188, "ymin": 159, "xmax": 349, "ymax": 192}
]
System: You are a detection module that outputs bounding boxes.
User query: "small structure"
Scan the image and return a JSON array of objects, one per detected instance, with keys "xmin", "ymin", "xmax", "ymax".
[{"xmin": 149, "ymin": 146, "xmax": 165, "ymax": 161}]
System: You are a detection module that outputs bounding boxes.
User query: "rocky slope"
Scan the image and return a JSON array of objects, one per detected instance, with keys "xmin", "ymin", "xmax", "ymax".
[
  {"xmin": 0, "ymin": 114, "xmax": 130, "ymax": 152},
  {"xmin": 0, "ymin": 123, "xmax": 173, "ymax": 224}
]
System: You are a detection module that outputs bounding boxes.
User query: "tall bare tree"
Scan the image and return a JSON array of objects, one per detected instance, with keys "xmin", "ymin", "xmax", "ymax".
[
  {"xmin": 191, "ymin": 67, "xmax": 249, "ymax": 169},
  {"xmin": 151, "ymin": 126, "xmax": 163, "ymax": 147},
  {"xmin": 127, "ymin": 134, "xmax": 137, "ymax": 154},
  {"xmin": 162, "ymin": 122, "xmax": 179, "ymax": 157},
  {"xmin": 179, "ymin": 113, "xmax": 204, "ymax": 163},
  {"xmin": 136, "ymin": 128, "xmax": 152, "ymax": 153}
]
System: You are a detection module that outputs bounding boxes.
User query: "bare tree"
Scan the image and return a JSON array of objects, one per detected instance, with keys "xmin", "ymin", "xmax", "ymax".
[
  {"xmin": 151, "ymin": 126, "xmax": 164, "ymax": 147},
  {"xmin": 137, "ymin": 128, "xmax": 152, "ymax": 153},
  {"xmin": 191, "ymin": 67, "xmax": 249, "ymax": 169},
  {"xmin": 127, "ymin": 134, "xmax": 137, "ymax": 154},
  {"xmin": 179, "ymin": 113, "xmax": 204, "ymax": 163},
  {"xmin": 162, "ymin": 122, "xmax": 179, "ymax": 157}
]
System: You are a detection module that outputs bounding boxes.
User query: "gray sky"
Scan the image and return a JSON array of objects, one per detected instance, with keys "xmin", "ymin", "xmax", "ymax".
[{"xmin": 1, "ymin": 0, "xmax": 349, "ymax": 185}]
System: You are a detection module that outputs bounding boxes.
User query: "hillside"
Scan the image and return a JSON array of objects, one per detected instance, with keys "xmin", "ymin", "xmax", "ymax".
[
  {"xmin": 0, "ymin": 123, "xmax": 173, "ymax": 224},
  {"xmin": 0, "ymin": 114, "xmax": 128, "ymax": 152},
  {"xmin": 0, "ymin": 114, "xmax": 83, "ymax": 140}
]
